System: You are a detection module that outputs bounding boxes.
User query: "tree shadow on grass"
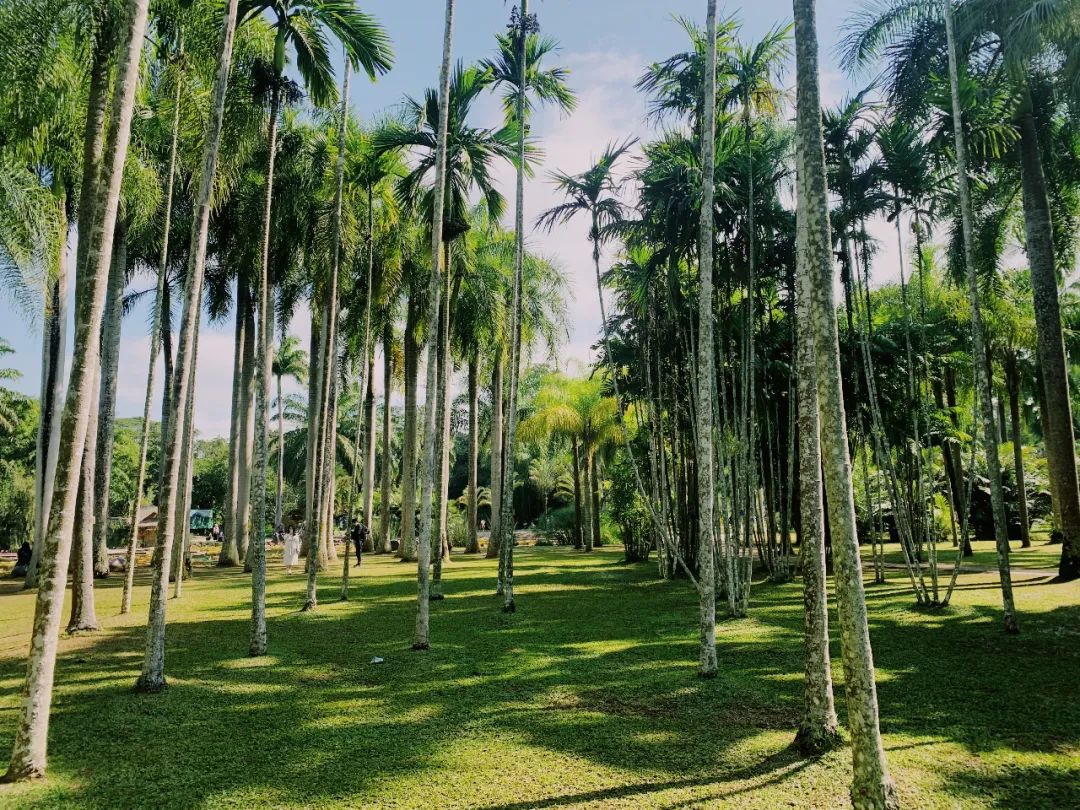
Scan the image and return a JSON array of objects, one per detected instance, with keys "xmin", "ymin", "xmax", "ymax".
[{"xmin": 0, "ymin": 546, "xmax": 1075, "ymax": 808}]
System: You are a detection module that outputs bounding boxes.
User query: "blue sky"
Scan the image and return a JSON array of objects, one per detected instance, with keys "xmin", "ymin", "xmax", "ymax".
[{"xmin": 1, "ymin": 0, "xmax": 882, "ymax": 438}]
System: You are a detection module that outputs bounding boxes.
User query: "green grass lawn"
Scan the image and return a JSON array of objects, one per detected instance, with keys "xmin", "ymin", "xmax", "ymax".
[
  {"xmin": 0, "ymin": 545, "xmax": 1077, "ymax": 809},
  {"xmin": 860, "ymin": 536, "xmax": 1066, "ymax": 572}
]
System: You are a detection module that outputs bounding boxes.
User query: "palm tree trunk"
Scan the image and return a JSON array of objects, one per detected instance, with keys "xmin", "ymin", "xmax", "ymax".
[
  {"xmin": 360, "ymin": 177, "xmax": 378, "ymax": 557},
  {"xmin": 379, "ymin": 322, "xmax": 393, "ymax": 553},
  {"xmin": 68, "ymin": 379, "xmax": 101, "ymax": 633},
  {"xmin": 1005, "ymin": 352, "xmax": 1030, "ymax": 548},
  {"xmin": 793, "ymin": 157, "xmax": 840, "ymax": 755},
  {"xmin": 496, "ymin": 0, "xmax": 530, "ymax": 614},
  {"xmin": 235, "ymin": 287, "xmax": 256, "ymax": 564},
  {"xmin": 487, "ymin": 345, "xmax": 504, "ymax": 560},
  {"xmin": 135, "ymin": 0, "xmax": 242, "ymax": 690},
  {"xmin": 304, "ymin": 308, "xmax": 325, "ymax": 564},
  {"xmin": 794, "ymin": 1, "xmax": 897, "ymax": 805},
  {"xmin": 362, "ymin": 355, "xmax": 377, "ymax": 545},
  {"xmin": 92, "ymin": 222, "xmax": 128, "ymax": 578},
  {"xmin": 122, "ymin": 192, "xmax": 173, "ymax": 611},
  {"xmin": 71, "ymin": 224, "xmax": 125, "ymax": 627},
  {"xmin": 571, "ymin": 437, "xmax": 584, "ymax": 550},
  {"xmin": 400, "ymin": 295, "xmax": 420, "ymax": 561},
  {"xmin": 158, "ymin": 283, "xmax": 173, "ymax": 503},
  {"xmin": 1016, "ymin": 87, "xmax": 1080, "ymax": 579},
  {"xmin": 693, "ymin": 0, "xmax": 719, "ymax": 678},
  {"xmin": 432, "ymin": 250, "xmax": 453, "ymax": 598},
  {"xmin": 466, "ymin": 353, "xmax": 479, "ymax": 553},
  {"xmin": 26, "ymin": 210, "xmax": 68, "ymax": 591},
  {"xmin": 275, "ymin": 371, "xmax": 285, "ymax": 528},
  {"xmin": 590, "ymin": 453, "xmax": 602, "ymax": 550},
  {"xmin": 4, "ymin": 0, "xmax": 150, "ymax": 779},
  {"xmin": 218, "ymin": 286, "xmax": 246, "ymax": 566},
  {"xmin": 248, "ymin": 78, "xmax": 281, "ymax": 653},
  {"xmin": 944, "ymin": 1, "xmax": 1017, "ymax": 631},
  {"xmin": 415, "ymin": 0, "xmax": 456, "ymax": 649},
  {"xmin": 582, "ymin": 453, "xmax": 593, "ymax": 553},
  {"xmin": 172, "ymin": 312, "xmax": 201, "ymax": 598}
]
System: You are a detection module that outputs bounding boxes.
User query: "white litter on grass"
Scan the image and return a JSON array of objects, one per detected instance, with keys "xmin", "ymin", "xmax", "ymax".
[{"xmin": 370, "ymin": 657, "xmax": 384, "ymax": 664}]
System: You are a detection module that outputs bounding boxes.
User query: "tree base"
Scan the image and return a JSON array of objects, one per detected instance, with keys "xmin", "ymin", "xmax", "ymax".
[
  {"xmin": 502, "ymin": 600, "xmax": 516, "ymax": 613},
  {"xmin": 697, "ymin": 668, "xmax": 717, "ymax": 679},
  {"xmin": 1057, "ymin": 552, "xmax": 1080, "ymax": 582},
  {"xmin": 301, "ymin": 600, "xmax": 317, "ymax": 612},
  {"xmin": 133, "ymin": 675, "xmax": 168, "ymax": 694},
  {"xmin": 66, "ymin": 621, "xmax": 100, "ymax": 634},
  {"xmin": 216, "ymin": 559, "xmax": 239, "ymax": 568},
  {"xmin": 794, "ymin": 722, "xmax": 843, "ymax": 756},
  {"xmin": 1, "ymin": 762, "xmax": 45, "ymax": 783},
  {"xmin": 93, "ymin": 571, "xmax": 110, "ymax": 580},
  {"xmin": 429, "ymin": 593, "xmax": 445, "ymax": 601},
  {"xmin": 1004, "ymin": 615, "xmax": 1020, "ymax": 635},
  {"xmin": 249, "ymin": 643, "xmax": 267, "ymax": 657},
  {"xmin": 243, "ymin": 565, "xmax": 253, "ymax": 574},
  {"xmin": 411, "ymin": 642, "xmax": 430, "ymax": 651}
]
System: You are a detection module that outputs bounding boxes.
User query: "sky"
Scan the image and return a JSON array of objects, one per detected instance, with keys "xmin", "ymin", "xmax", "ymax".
[{"xmin": 1, "ymin": 0, "xmax": 897, "ymax": 440}]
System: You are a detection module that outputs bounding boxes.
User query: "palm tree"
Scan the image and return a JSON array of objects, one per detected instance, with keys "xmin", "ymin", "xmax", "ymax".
[
  {"xmin": 6, "ymin": 0, "xmax": 152, "ymax": 779},
  {"xmin": 232, "ymin": 0, "xmax": 390, "ymax": 623},
  {"xmin": 694, "ymin": 0, "xmax": 720, "ymax": 679},
  {"xmin": 411, "ymin": 0, "xmax": 456, "ymax": 650},
  {"xmin": 482, "ymin": 0, "xmax": 575, "ymax": 608},
  {"xmin": 135, "ymin": 0, "xmax": 245, "ymax": 691},
  {"xmin": 942, "ymin": 0, "xmax": 1017, "ymax": 632},
  {"xmin": 273, "ymin": 334, "xmax": 307, "ymax": 528},
  {"xmin": 375, "ymin": 55, "xmax": 518, "ymax": 608},
  {"xmin": 792, "ymin": 0, "xmax": 897, "ymax": 806},
  {"xmin": 843, "ymin": 0, "xmax": 1080, "ymax": 581}
]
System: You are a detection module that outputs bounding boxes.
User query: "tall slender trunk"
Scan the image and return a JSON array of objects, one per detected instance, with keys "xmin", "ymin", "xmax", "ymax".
[
  {"xmin": 4, "ymin": 0, "xmax": 150, "ymax": 779},
  {"xmin": 249, "ymin": 78, "xmax": 281, "ymax": 652},
  {"xmin": 275, "ymin": 371, "xmax": 285, "ymax": 528},
  {"xmin": 582, "ymin": 454, "xmax": 593, "ymax": 553},
  {"xmin": 379, "ymin": 323, "xmax": 394, "ymax": 553},
  {"xmin": 466, "ymin": 353, "xmax": 479, "ymax": 553},
  {"xmin": 496, "ymin": 0, "xmax": 529, "ymax": 614},
  {"xmin": 1004, "ymin": 352, "xmax": 1030, "ymax": 548},
  {"xmin": 306, "ymin": 61, "xmax": 350, "ymax": 608},
  {"xmin": 27, "ymin": 211, "xmax": 69, "ymax": 590},
  {"xmin": 693, "ymin": 0, "xmax": 719, "ymax": 678},
  {"xmin": 793, "ymin": 152, "xmax": 840, "ymax": 754},
  {"xmin": 304, "ymin": 308, "xmax": 324, "ymax": 565},
  {"xmin": 1016, "ymin": 86, "xmax": 1080, "ymax": 579},
  {"xmin": 432, "ymin": 250, "xmax": 453, "ymax": 598},
  {"xmin": 172, "ymin": 312, "xmax": 201, "ymax": 598},
  {"xmin": 236, "ymin": 287, "xmax": 256, "ymax": 564},
  {"xmin": 122, "ymin": 140, "xmax": 174, "ymax": 608},
  {"xmin": 219, "ymin": 285, "xmax": 246, "ymax": 567},
  {"xmin": 357, "ymin": 173, "xmax": 377, "ymax": 556},
  {"xmin": 135, "ymin": 0, "xmax": 241, "ymax": 690},
  {"xmin": 362, "ymin": 355, "xmax": 377, "ymax": 545},
  {"xmin": 158, "ymin": 283, "xmax": 173, "ymax": 502},
  {"xmin": 487, "ymin": 345, "xmax": 504, "ymax": 560},
  {"xmin": 93, "ymin": 222, "xmax": 128, "ymax": 578},
  {"xmin": 945, "ymin": 1, "xmax": 1017, "ymax": 631},
  {"xmin": 70, "ymin": 225, "xmax": 126, "ymax": 629},
  {"xmin": 571, "ymin": 437, "xmax": 584, "ymax": 550},
  {"xmin": 794, "ymin": 1, "xmax": 897, "ymax": 806},
  {"xmin": 400, "ymin": 295, "xmax": 420, "ymax": 561},
  {"xmin": 415, "ymin": 0, "xmax": 456, "ymax": 648},
  {"xmin": 590, "ymin": 452, "xmax": 602, "ymax": 550}
]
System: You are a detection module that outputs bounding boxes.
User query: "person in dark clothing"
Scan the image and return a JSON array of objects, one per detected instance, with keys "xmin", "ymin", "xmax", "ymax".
[
  {"xmin": 12, "ymin": 541, "xmax": 32, "ymax": 578},
  {"xmin": 350, "ymin": 520, "xmax": 368, "ymax": 565}
]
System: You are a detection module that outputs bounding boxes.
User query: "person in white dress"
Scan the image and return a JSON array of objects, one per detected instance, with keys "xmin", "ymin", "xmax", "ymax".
[{"xmin": 283, "ymin": 530, "xmax": 300, "ymax": 573}]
